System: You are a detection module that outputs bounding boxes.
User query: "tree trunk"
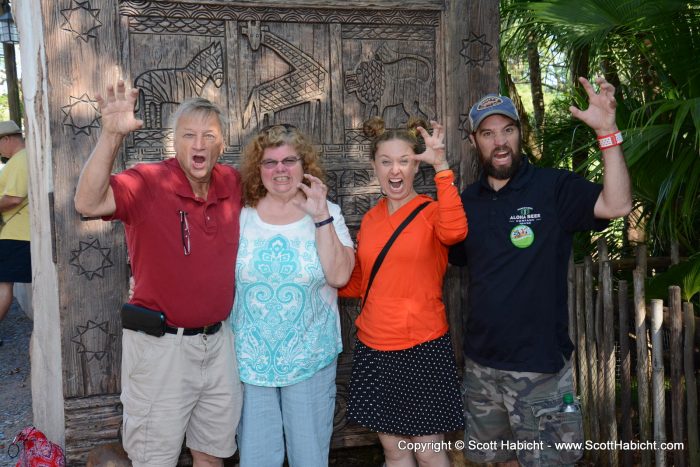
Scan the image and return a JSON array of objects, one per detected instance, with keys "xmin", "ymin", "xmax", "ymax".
[
  {"xmin": 569, "ymin": 44, "xmax": 589, "ymax": 171},
  {"xmin": 527, "ymin": 34, "xmax": 544, "ymax": 135},
  {"xmin": 503, "ymin": 59, "xmax": 538, "ymax": 158}
]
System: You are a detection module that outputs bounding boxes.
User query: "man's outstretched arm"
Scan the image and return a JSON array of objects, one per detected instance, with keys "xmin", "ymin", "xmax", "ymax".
[
  {"xmin": 74, "ymin": 80, "xmax": 143, "ymax": 217},
  {"xmin": 570, "ymin": 76, "xmax": 632, "ymax": 220}
]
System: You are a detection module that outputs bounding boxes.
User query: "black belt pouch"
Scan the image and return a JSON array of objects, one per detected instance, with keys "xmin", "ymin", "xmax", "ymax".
[{"xmin": 121, "ymin": 303, "xmax": 166, "ymax": 337}]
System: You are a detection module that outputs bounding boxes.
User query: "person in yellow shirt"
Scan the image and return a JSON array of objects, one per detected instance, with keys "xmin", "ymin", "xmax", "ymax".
[{"xmin": 0, "ymin": 120, "xmax": 30, "ymax": 344}]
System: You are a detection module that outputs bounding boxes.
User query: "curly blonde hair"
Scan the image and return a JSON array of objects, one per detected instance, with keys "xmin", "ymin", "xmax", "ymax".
[
  {"xmin": 363, "ymin": 116, "xmax": 428, "ymax": 159},
  {"xmin": 240, "ymin": 124, "xmax": 325, "ymax": 207}
]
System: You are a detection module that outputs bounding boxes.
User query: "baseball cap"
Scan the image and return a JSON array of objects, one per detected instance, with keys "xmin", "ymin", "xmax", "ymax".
[
  {"xmin": 0, "ymin": 120, "xmax": 22, "ymax": 138},
  {"xmin": 468, "ymin": 95, "xmax": 519, "ymax": 132}
]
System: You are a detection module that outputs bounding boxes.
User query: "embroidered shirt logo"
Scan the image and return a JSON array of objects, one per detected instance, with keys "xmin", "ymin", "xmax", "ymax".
[{"xmin": 509, "ymin": 206, "xmax": 541, "ymax": 224}]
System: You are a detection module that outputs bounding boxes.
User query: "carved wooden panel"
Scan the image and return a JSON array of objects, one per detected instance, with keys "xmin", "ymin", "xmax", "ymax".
[
  {"xmin": 117, "ymin": 1, "xmax": 444, "ymax": 450},
  {"xmin": 37, "ymin": 0, "xmax": 498, "ymax": 463}
]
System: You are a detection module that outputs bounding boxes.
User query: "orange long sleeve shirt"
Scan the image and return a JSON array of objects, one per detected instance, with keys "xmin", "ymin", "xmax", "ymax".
[{"xmin": 339, "ymin": 170, "xmax": 468, "ymax": 350}]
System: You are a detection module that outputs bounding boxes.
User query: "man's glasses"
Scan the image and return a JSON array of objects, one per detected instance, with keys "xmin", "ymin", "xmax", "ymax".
[
  {"xmin": 179, "ymin": 210, "xmax": 191, "ymax": 256},
  {"xmin": 260, "ymin": 156, "xmax": 302, "ymax": 170}
]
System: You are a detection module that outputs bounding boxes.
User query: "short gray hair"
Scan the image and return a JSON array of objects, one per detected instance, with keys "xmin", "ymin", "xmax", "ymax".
[{"xmin": 169, "ymin": 97, "xmax": 227, "ymax": 134}]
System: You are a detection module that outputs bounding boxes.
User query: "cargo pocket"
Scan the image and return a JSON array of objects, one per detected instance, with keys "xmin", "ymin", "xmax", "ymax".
[
  {"xmin": 120, "ymin": 391, "xmax": 153, "ymax": 463},
  {"xmin": 531, "ymin": 396, "xmax": 583, "ymax": 465},
  {"xmin": 123, "ymin": 330, "xmax": 170, "ymax": 380}
]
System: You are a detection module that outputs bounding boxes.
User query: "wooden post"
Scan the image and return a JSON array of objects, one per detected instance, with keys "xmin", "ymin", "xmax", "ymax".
[
  {"xmin": 442, "ymin": 0, "xmax": 498, "ymax": 370},
  {"xmin": 15, "ymin": 0, "xmax": 66, "ymax": 444},
  {"xmin": 651, "ymin": 299, "xmax": 666, "ymax": 467},
  {"xmin": 593, "ymin": 241, "xmax": 610, "ymax": 466},
  {"xmin": 575, "ymin": 265, "xmax": 591, "ymax": 443},
  {"xmin": 584, "ymin": 256, "xmax": 600, "ymax": 448},
  {"xmin": 636, "ymin": 244, "xmax": 648, "ymax": 277},
  {"xmin": 684, "ymin": 302, "xmax": 700, "ymax": 466},
  {"xmin": 618, "ymin": 280, "xmax": 633, "ymax": 467},
  {"xmin": 601, "ymin": 261, "xmax": 618, "ymax": 467},
  {"xmin": 668, "ymin": 286, "xmax": 685, "ymax": 467},
  {"xmin": 670, "ymin": 240, "xmax": 679, "ymax": 265},
  {"xmin": 596, "ymin": 240, "xmax": 608, "ymax": 466},
  {"xmin": 633, "ymin": 269, "xmax": 651, "ymax": 467}
]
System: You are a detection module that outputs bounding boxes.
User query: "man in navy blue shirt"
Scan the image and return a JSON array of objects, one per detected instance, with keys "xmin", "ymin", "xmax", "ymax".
[{"xmin": 451, "ymin": 77, "xmax": 631, "ymax": 466}]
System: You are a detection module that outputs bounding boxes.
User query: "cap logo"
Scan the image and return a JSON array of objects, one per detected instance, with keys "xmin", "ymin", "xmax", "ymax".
[{"xmin": 477, "ymin": 96, "xmax": 504, "ymax": 111}]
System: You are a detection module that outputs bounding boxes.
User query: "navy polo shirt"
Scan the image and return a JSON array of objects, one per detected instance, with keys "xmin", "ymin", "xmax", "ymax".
[{"xmin": 450, "ymin": 157, "xmax": 606, "ymax": 373}]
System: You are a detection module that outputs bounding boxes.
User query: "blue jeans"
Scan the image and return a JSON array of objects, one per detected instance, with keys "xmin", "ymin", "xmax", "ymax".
[{"xmin": 237, "ymin": 359, "xmax": 337, "ymax": 467}]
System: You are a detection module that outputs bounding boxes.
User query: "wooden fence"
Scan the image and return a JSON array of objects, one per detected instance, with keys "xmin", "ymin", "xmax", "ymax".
[{"xmin": 569, "ymin": 241, "xmax": 700, "ymax": 466}]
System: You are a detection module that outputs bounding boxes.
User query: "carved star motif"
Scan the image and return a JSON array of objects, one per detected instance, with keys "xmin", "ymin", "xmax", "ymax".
[
  {"xmin": 71, "ymin": 320, "xmax": 115, "ymax": 362},
  {"xmin": 60, "ymin": 0, "xmax": 102, "ymax": 43},
  {"xmin": 70, "ymin": 237, "xmax": 114, "ymax": 280},
  {"xmin": 460, "ymin": 33, "xmax": 493, "ymax": 67},
  {"xmin": 62, "ymin": 93, "xmax": 101, "ymax": 136}
]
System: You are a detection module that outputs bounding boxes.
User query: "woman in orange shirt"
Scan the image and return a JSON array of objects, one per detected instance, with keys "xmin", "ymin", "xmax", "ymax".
[{"xmin": 340, "ymin": 116, "xmax": 467, "ymax": 466}]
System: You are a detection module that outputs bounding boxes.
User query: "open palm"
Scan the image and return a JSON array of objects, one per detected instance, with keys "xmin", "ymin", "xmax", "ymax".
[{"xmin": 96, "ymin": 80, "xmax": 144, "ymax": 136}]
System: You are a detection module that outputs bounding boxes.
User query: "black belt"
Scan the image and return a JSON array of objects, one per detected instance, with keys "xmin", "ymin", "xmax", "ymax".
[{"xmin": 164, "ymin": 321, "xmax": 222, "ymax": 336}]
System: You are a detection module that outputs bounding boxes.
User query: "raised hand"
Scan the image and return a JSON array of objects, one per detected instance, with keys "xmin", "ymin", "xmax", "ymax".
[
  {"xmin": 414, "ymin": 120, "xmax": 449, "ymax": 172},
  {"xmin": 569, "ymin": 76, "xmax": 618, "ymax": 135},
  {"xmin": 96, "ymin": 80, "xmax": 144, "ymax": 136},
  {"xmin": 295, "ymin": 174, "xmax": 331, "ymax": 222}
]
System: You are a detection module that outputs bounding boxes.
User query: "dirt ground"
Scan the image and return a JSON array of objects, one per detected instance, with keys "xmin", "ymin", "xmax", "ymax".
[{"xmin": 0, "ymin": 299, "xmax": 33, "ymax": 467}]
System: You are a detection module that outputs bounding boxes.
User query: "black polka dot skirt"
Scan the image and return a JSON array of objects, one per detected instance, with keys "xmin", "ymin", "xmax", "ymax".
[{"xmin": 347, "ymin": 332, "xmax": 465, "ymax": 436}]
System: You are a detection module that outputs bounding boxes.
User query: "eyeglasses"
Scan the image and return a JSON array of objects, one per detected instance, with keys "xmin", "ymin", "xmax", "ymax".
[
  {"xmin": 260, "ymin": 156, "xmax": 302, "ymax": 170},
  {"xmin": 179, "ymin": 210, "xmax": 191, "ymax": 256},
  {"xmin": 260, "ymin": 123, "xmax": 297, "ymax": 134}
]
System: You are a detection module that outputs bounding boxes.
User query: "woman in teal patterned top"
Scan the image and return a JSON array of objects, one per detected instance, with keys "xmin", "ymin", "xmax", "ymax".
[{"xmin": 232, "ymin": 124, "xmax": 355, "ymax": 467}]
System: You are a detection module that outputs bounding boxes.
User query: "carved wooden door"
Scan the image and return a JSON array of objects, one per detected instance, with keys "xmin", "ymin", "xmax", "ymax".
[{"xmin": 22, "ymin": 0, "xmax": 499, "ymax": 463}]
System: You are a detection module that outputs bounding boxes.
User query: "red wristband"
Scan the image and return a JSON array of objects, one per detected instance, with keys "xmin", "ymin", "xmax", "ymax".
[{"xmin": 597, "ymin": 131, "xmax": 623, "ymax": 150}]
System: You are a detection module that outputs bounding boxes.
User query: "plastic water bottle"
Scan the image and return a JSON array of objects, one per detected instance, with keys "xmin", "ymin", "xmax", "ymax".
[{"xmin": 561, "ymin": 393, "xmax": 579, "ymax": 412}]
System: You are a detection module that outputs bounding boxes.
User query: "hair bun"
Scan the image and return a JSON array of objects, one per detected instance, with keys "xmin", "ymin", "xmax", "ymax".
[
  {"xmin": 406, "ymin": 116, "xmax": 428, "ymax": 136},
  {"xmin": 363, "ymin": 116, "xmax": 385, "ymax": 138}
]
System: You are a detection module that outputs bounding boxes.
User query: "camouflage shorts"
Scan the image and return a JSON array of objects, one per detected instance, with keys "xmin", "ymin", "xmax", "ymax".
[{"xmin": 461, "ymin": 357, "xmax": 583, "ymax": 466}]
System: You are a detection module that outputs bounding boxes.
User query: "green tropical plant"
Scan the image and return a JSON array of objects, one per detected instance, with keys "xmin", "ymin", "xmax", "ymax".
[
  {"xmin": 501, "ymin": 1, "xmax": 700, "ymax": 275},
  {"xmin": 646, "ymin": 253, "xmax": 700, "ymax": 302},
  {"xmin": 501, "ymin": 0, "xmax": 700, "ymax": 301}
]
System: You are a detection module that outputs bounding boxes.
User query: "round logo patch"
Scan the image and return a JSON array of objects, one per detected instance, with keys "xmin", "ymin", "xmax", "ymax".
[{"xmin": 510, "ymin": 224, "xmax": 534, "ymax": 248}]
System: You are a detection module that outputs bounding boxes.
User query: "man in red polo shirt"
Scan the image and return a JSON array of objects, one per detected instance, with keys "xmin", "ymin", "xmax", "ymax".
[{"xmin": 75, "ymin": 81, "xmax": 242, "ymax": 467}]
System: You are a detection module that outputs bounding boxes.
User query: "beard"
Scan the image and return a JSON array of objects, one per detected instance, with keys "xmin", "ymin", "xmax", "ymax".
[{"xmin": 479, "ymin": 142, "xmax": 523, "ymax": 181}]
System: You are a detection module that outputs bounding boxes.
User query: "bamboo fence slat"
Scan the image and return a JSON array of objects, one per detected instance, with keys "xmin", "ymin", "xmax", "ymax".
[
  {"xmin": 668, "ymin": 286, "xmax": 685, "ymax": 467},
  {"xmin": 584, "ymin": 256, "xmax": 600, "ymax": 447},
  {"xmin": 618, "ymin": 280, "xmax": 633, "ymax": 467},
  {"xmin": 596, "ymin": 242, "xmax": 608, "ymax": 465},
  {"xmin": 602, "ymin": 261, "xmax": 618, "ymax": 467},
  {"xmin": 683, "ymin": 302, "xmax": 699, "ymax": 466},
  {"xmin": 575, "ymin": 265, "xmax": 591, "ymax": 443},
  {"xmin": 636, "ymin": 244, "xmax": 648, "ymax": 276},
  {"xmin": 651, "ymin": 299, "xmax": 666, "ymax": 467},
  {"xmin": 633, "ymin": 268, "xmax": 652, "ymax": 467}
]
